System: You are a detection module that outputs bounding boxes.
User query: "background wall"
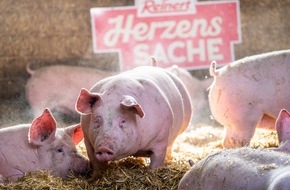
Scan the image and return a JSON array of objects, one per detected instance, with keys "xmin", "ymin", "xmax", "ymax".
[{"xmin": 0, "ymin": 0, "xmax": 289, "ymax": 124}]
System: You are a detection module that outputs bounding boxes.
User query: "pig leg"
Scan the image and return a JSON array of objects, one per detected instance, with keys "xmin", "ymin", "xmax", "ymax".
[
  {"xmin": 223, "ymin": 123, "xmax": 257, "ymax": 148},
  {"xmin": 257, "ymin": 114, "xmax": 276, "ymax": 130},
  {"xmin": 84, "ymin": 137, "xmax": 108, "ymax": 180},
  {"xmin": 149, "ymin": 145, "xmax": 168, "ymax": 169},
  {"xmin": 165, "ymin": 144, "xmax": 173, "ymax": 161},
  {"xmin": 223, "ymin": 109, "xmax": 265, "ymax": 148}
]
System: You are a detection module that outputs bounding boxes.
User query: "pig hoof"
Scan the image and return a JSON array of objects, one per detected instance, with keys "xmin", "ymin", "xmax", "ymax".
[
  {"xmin": 95, "ymin": 147, "xmax": 114, "ymax": 162},
  {"xmin": 223, "ymin": 137, "xmax": 250, "ymax": 148}
]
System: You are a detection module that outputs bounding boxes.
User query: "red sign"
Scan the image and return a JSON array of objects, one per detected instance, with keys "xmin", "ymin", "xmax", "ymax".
[{"xmin": 91, "ymin": 1, "xmax": 241, "ymax": 70}]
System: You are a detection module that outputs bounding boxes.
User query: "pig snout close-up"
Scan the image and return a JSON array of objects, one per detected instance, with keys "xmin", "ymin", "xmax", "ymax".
[
  {"xmin": 75, "ymin": 64, "xmax": 192, "ymax": 178},
  {"xmin": 179, "ymin": 108, "xmax": 290, "ymax": 190},
  {"xmin": 208, "ymin": 49, "xmax": 290, "ymax": 148},
  {"xmin": 0, "ymin": 108, "xmax": 90, "ymax": 182},
  {"xmin": 25, "ymin": 64, "xmax": 116, "ymax": 119}
]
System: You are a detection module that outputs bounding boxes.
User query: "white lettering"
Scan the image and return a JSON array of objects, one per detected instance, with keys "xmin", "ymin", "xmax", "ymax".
[
  {"xmin": 207, "ymin": 38, "xmax": 223, "ymax": 60},
  {"xmin": 103, "ymin": 14, "xmax": 223, "ymax": 46},
  {"xmin": 133, "ymin": 44, "xmax": 150, "ymax": 65},
  {"xmin": 168, "ymin": 41, "xmax": 186, "ymax": 63},
  {"xmin": 209, "ymin": 17, "xmax": 223, "ymax": 36},
  {"xmin": 141, "ymin": 0, "xmax": 191, "ymax": 13},
  {"xmin": 103, "ymin": 15, "xmax": 124, "ymax": 47},
  {"xmin": 186, "ymin": 39, "xmax": 206, "ymax": 62},
  {"xmin": 153, "ymin": 43, "xmax": 169, "ymax": 63},
  {"xmin": 133, "ymin": 38, "xmax": 223, "ymax": 66}
]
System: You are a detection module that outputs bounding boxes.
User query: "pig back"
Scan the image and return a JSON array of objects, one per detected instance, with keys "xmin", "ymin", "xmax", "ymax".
[
  {"xmin": 209, "ymin": 50, "xmax": 290, "ymax": 119},
  {"xmin": 179, "ymin": 147, "xmax": 290, "ymax": 190},
  {"xmin": 128, "ymin": 66, "xmax": 192, "ymax": 136}
]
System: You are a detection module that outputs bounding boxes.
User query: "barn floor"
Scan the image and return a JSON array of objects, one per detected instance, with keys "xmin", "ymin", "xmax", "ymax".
[{"xmin": 0, "ymin": 97, "xmax": 279, "ymax": 189}]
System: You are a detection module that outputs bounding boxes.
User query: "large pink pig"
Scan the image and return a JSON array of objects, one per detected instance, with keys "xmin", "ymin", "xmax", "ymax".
[
  {"xmin": 178, "ymin": 109, "xmax": 290, "ymax": 190},
  {"xmin": 208, "ymin": 50, "xmax": 290, "ymax": 148},
  {"xmin": 0, "ymin": 108, "xmax": 90, "ymax": 182},
  {"xmin": 76, "ymin": 65, "xmax": 192, "ymax": 177},
  {"xmin": 25, "ymin": 65, "xmax": 116, "ymax": 118}
]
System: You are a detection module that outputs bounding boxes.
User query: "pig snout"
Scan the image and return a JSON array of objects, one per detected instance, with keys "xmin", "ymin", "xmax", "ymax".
[{"xmin": 95, "ymin": 146, "xmax": 115, "ymax": 162}]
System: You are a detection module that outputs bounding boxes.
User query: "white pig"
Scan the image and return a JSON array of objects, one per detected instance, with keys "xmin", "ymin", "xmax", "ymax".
[
  {"xmin": 0, "ymin": 108, "xmax": 90, "ymax": 182},
  {"xmin": 25, "ymin": 64, "xmax": 116, "ymax": 118},
  {"xmin": 76, "ymin": 65, "xmax": 192, "ymax": 178},
  {"xmin": 208, "ymin": 50, "xmax": 290, "ymax": 148},
  {"xmin": 179, "ymin": 109, "xmax": 290, "ymax": 190}
]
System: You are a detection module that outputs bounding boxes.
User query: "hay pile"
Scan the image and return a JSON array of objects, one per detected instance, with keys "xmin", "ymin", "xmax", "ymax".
[{"xmin": 0, "ymin": 125, "xmax": 279, "ymax": 190}]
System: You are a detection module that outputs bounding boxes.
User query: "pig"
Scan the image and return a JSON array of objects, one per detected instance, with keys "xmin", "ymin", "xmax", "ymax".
[
  {"xmin": 166, "ymin": 65, "xmax": 213, "ymax": 126},
  {"xmin": 0, "ymin": 108, "xmax": 90, "ymax": 182},
  {"xmin": 208, "ymin": 50, "xmax": 290, "ymax": 148},
  {"xmin": 75, "ymin": 65, "xmax": 192, "ymax": 178},
  {"xmin": 178, "ymin": 109, "xmax": 290, "ymax": 190},
  {"xmin": 25, "ymin": 64, "xmax": 116, "ymax": 119},
  {"xmin": 179, "ymin": 148, "xmax": 290, "ymax": 190}
]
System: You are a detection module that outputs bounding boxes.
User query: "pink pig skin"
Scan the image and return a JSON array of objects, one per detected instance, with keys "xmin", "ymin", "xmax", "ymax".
[
  {"xmin": 208, "ymin": 50, "xmax": 290, "ymax": 148},
  {"xmin": 179, "ymin": 109, "xmax": 290, "ymax": 190},
  {"xmin": 25, "ymin": 65, "xmax": 115, "ymax": 117},
  {"xmin": 76, "ymin": 65, "xmax": 192, "ymax": 177},
  {"xmin": 166, "ymin": 65, "xmax": 213, "ymax": 126},
  {"xmin": 0, "ymin": 109, "xmax": 90, "ymax": 182}
]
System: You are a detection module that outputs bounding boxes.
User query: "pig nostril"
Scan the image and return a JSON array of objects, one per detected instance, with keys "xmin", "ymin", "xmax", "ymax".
[
  {"xmin": 95, "ymin": 147, "xmax": 114, "ymax": 160},
  {"xmin": 96, "ymin": 151, "xmax": 113, "ymax": 156}
]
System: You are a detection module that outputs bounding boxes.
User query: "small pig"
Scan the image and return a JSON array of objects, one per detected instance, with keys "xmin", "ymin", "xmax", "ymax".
[
  {"xmin": 0, "ymin": 108, "xmax": 90, "ymax": 182},
  {"xmin": 166, "ymin": 65, "xmax": 213, "ymax": 126},
  {"xmin": 25, "ymin": 64, "xmax": 116, "ymax": 118},
  {"xmin": 76, "ymin": 65, "xmax": 192, "ymax": 177},
  {"xmin": 208, "ymin": 50, "xmax": 290, "ymax": 148},
  {"xmin": 178, "ymin": 109, "xmax": 290, "ymax": 190}
]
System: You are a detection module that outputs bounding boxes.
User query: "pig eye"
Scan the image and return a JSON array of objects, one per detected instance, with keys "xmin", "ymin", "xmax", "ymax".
[
  {"xmin": 94, "ymin": 116, "xmax": 102, "ymax": 128},
  {"xmin": 120, "ymin": 120, "xmax": 126, "ymax": 128},
  {"xmin": 56, "ymin": 147, "xmax": 64, "ymax": 153}
]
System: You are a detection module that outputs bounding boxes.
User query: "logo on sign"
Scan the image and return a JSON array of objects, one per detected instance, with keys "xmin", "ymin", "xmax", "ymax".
[
  {"xmin": 136, "ymin": 0, "xmax": 197, "ymax": 17},
  {"xmin": 91, "ymin": 0, "xmax": 241, "ymax": 70}
]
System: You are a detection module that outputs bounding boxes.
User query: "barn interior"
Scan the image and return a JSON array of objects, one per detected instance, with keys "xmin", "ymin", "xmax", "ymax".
[{"xmin": 0, "ymin": 0, "xmax": 289, "ymax": 189}]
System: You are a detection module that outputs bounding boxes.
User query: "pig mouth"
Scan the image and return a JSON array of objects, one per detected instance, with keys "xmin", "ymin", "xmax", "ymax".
[{"xmin": 95, "ymin": 146, "xmax": 115, "ymax": 162}]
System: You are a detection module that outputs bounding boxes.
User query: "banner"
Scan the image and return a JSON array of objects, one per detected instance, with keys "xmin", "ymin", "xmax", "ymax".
[{"xmin": 91, "ymin": 0, "xmax": 241, "ymax": 70}]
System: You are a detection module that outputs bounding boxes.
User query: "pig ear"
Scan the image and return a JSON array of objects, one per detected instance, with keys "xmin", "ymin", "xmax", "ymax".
[
  {"xmin": 121, "ymin": 95, "xmax": 145, "ymax": 118},
  {"xmin": 76, "ymin": 88, "xmax": 101, "ymax": 115},
  {"xmin": 65, "ymin": 124, "xmax": 84, "ymax": 145},
  {"xmin": 28, "ymin": 108, "xmax": 57, "ymax": 145},
  {"xmin": 276, "ymin": 109, "xmax": 290, "ymax": 143}
]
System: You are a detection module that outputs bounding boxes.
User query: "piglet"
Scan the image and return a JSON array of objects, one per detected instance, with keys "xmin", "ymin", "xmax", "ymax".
[
  {"xmin": 76, "ymin": 65, "xmax": 192, "ymax": 178},
  {"xmin": 0, "ymin": 108, "xmax": 90, "ymax": 182},
  {"xmin": 178, "ymin": 109, "xmax": 290, "ymax": 190}
]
